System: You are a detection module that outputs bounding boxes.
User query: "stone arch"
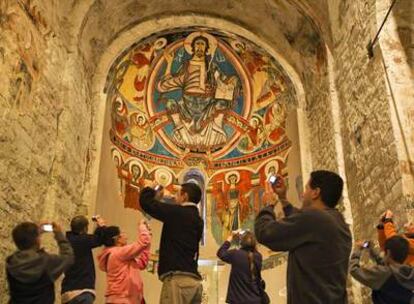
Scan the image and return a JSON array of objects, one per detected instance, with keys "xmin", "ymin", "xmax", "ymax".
[
  {"xmin": 85, "ymin": 15, "xmax": 336, "ymax": 303},
  {"xmin": 83, "ymin": 15, "xmax": 312, "ymax": 214}
]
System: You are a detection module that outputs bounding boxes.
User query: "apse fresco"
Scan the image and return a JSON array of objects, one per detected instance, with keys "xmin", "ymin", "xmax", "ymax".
[{"xmin": 106, "ymin": 27, "xmax": 297, "ymax": 244}]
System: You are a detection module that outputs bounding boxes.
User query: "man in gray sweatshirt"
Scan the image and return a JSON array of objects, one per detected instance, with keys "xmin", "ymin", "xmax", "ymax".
[
  {"xmin": 350, "ymin": 236, "xmax": 414, "ymax": 304},
  {"xmin": 6, "ymin": 221, "xmax": 74, "ymax": 304},
  {"xmin": 255, "ymin": 170, "xmax": 352, "ymax": 304}
]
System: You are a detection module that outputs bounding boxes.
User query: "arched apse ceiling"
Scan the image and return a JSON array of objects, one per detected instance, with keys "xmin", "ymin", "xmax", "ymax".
[
  {"xmin": 107, "ymin": 27, "xmax": 296, "ymax": 170},
  {"xmin": 61, "ymin": 0, "xmax": 340, "ymax": 259},
  {"xmin": 79, "ymin": 0, "xmax": 334, "ymax": 225},
  {"xmin": 105, "ymin": 27, "xmax": 301, "ymax": 248},
  {"xmin": 71, "ymin": 0, "xmax": 331, "ymax": 79},
  {"xmin": 76, "ymin": 0, "xmax": 330, "ymax": 214}
]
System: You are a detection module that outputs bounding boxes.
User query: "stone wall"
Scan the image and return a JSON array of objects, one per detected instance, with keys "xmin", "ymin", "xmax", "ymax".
[
  {"xmin": 304, "ymin": 69, "xmax": 339, "ymax": 172},
  {"xmin": 0, "ymin": 1, "xmax": 91, "ymax": 300},
  {"xmin": 0, "ymin": 0, "xmax": 413, "ymax": 303},
  {"xmin": 394, "ymin": 0, "xmax": 414, "ymax": 74},
  {"xmin": 328, "ymin": 0, "xmax": 410, "ymax": 301},
  {"xmin": 329, "ymin": 0, "xmax": 405, "ymax": 237},
  {"xmin": 376, "ymin": 0, "xmax": 414, "ymax": 207}
]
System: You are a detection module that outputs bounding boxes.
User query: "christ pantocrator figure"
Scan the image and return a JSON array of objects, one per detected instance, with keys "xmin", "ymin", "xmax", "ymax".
[{"xmin": 157, "ymin": 33, "xmax": 239, "ymax": 152}]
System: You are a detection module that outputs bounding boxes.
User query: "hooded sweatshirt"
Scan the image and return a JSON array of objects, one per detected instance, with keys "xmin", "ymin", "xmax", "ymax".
[
  {"xmin": 97, "ymin": 223, "xmax": 151, "ymax": 304},
  {"xmin": 6, "ymin": 231, "xmax": 74, "ymax": 304},
  {"xmin": 350, "ymin": 247, "xmax": 414, "ymax": 304}
]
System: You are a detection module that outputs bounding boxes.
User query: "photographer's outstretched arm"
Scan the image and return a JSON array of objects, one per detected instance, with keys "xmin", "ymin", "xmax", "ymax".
[
  {"xmin": 89, "ymin": 225, "xmax": 107, "ymax": 248},
  {"xmin": 255, "ymin": 206, "xmax": 313, "ymax": 252},
  {"xmin": 139, "ymin": 187, "xmax": 178, "ymax": 222},
  {"xmin": 118, "ymin": 221, "xmax": 151, "ymax": 262},
  {"xmin": 46, "ymin": 224, "xmax": 74, "ymax": 281},
  {"xmin": 217, "ymin": 239, "xmax": 235, "ymax": 264},
  {"xmin": 282, "ymin": 200, "xmax": 299, "ymax": 217},
  {"xmin": 271, "ymin": 174, "xmax": 299, "ymax": 216},
  {"xmin": 350, "ymin": 247, "xmax": 389, "ymax": 290},
  {"xmin": 377, "ymin": 212, "xmax": 396, "ymax": 251},
  {"xmin": 369, "ymin": 246, "xmax": 385, "ymax": 265},
  {"xmin": 377, "ymin": 225, "xmax": 386, "ymax": 251},
  {"xmin": 84, "ymin": 215, "xmax": 107, "ymax": 248}
]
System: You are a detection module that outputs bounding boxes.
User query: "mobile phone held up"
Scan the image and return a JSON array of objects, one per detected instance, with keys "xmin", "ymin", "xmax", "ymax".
[
  {"xmin": 268, "ymin": 175, "xmax": 278, "ymax": 185},
  {"xmin": 154, "ymin": 185, "xmax": 163, "ymax": 192},
  {"xmin": 239, "ymin": 229, "xmax": 247, "ymax": 235},
  {"xmin": 41, "ymin": 224, "xmax": 53, "ymax": 232},
  {"xmin": 91, "ymin": 215, "xmax": 99, "ymax": 222},
  {"xmin": 362, "ymin": 241, "xmax": 370, "ymax": 249}
]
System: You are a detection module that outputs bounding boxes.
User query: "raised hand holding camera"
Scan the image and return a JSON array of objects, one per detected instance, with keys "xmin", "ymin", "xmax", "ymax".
[
  {"xmin": 51, "ymin": 222, "xmax": 62, "ymax": 233},
  {"xmin": 354, "ymin": 240, "xmax": 370, "ymax": 249},
  {"xmin": 139, "ymin": 219, "xmax": 151, "ymax": 235},
  {"xmin": 270, "ymin": 174, "xmax": 289, "ymax": 207},
  {"xmin": 41, "ymin": 223, "xmax": 53, "ymax": 232},
  {"xmin": 384, "ymin": 210, "xmax": 393, "ymax": 220},
  {"xmin": 92, "ymin": 215, "xmax": 106, "ymax": 227},
  {"xmin": 227, "ymin": 230, "xmax": 241, "ymax": 242},
  {"xmin": 39, "ymin": 221, "xmax": 61, "ymax": 233},
  {"xmin": 362, "ymin": 241, "xmax": 371, "ymax": 249}
]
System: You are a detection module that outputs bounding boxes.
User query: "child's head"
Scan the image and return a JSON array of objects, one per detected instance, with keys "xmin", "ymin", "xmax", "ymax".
[
  {"xmin": 102, "ymin": 226, "xmax": 127, "ymax": 247},
  {"xmin": 384, "ymin": 235, "xmax": 409, "ymax": 264},
  {"xmin": 12, "ymin": 222, "xmax": 41, "ymax": 250},
  {"xmin": 70, "ymin": 215, "xmax": 89, "ymax": 234}
]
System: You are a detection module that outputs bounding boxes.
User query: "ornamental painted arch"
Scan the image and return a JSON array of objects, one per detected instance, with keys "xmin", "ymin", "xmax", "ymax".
[{"xmin": 105, "ymin": 27, "xmax": 299, "ymax": 245}]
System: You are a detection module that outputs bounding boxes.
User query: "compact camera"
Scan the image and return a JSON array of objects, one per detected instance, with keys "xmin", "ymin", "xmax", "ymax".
[
  {"xmin": 362, "ymin": 241, "xmax": 370, "ymax": 249},
  {"xmin": 154, "ymin": 185, "xmax": 163, "ymax": 192},
  {"xmin": 268, "ymin": 175, "xmax": 278, "ymax": 185},
  {"xmin": 41, "ymin": 224, "xmax": 53, "ymax": 232}
]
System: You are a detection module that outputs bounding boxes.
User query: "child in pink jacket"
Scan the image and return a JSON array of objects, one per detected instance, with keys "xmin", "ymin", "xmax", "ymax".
[{"xmin": 98, "ymin": 220, "xmax": 151, "ymax": 304}]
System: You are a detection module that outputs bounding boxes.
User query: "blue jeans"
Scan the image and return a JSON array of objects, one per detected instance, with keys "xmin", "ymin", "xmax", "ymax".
[{"xmin": 67, "ymin": 292, "xmax": 95, "ymax": 304}]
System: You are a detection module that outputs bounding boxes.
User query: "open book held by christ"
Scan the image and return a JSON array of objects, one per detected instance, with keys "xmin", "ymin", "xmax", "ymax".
[{"xmin": 214, "ymin": 71, "xmax": 236, "ymax": 100}]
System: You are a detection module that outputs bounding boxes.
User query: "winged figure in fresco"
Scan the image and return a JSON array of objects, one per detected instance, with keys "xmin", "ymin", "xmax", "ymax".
[
  {"xmin": 156, "ymin": 32, "xmax": 240, "ymax": 152},
  {"xmin": 212, "ymin": 172, "xmax": 251, "ymax": 241},
  {"xmin": 128, "ymin": 113, "xmax": 154, "ymax": 150}
]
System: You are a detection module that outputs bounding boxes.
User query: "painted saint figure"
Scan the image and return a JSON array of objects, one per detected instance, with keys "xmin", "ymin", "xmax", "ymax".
[
  {"xmin": 264, "ymin": 100, "xmax": 287, "ymax": 144},
  {"xmin": 129, "ymin": 113, "xmax": 154, "ymax": 150},
  {"xmin": 157, "ymin": 32, "xmax": 239, "ymax": 152},
  {"xmin": 238, "ymin": 116, "xmax": 265, "ymax": 152},
  {"xmin": 124, "ymin": 164, "xmax": 146, "ymax": 210},
  {"xmin": 221, "ymin": 173, "xmax": 249, "ymax": 241}
]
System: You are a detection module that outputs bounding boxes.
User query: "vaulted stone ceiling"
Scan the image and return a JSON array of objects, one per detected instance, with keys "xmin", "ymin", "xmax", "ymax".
[
  {"xmin": 62, "ymin": 0, "xmax": 332, "ymax": 79},
  {"xmin": 67, "ymin": 0, "xmax": 332, "ymax": 247}
]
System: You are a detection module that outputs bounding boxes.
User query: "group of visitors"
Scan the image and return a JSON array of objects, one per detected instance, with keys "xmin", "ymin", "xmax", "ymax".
[
  {"xmin": 5, "ymin": 170, "xmax": 414, "ymax": 303},
  {"xmin": 5, "ymin": 182, "xmax": 203, "ymax": 304}
]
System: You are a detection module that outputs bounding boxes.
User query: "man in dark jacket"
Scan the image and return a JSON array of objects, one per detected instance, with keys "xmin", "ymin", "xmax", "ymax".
[
  {"xmin": 350, "ymin": 236, "xmax": 414, "ymax": 304},
  {"xmin": 6, "ymin": 221, "xmax": 74, "ymax": 304},
  {"xmin": 255, "ymin": 170, "xmax": 352, "ymax": 304},
  {"xmin": 140, "ymin": 183, "xmax": 204, "ymax": 304},
  {"xmin": 61, "ymin": 215, "xmax": 106, "ymax": 303}
]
